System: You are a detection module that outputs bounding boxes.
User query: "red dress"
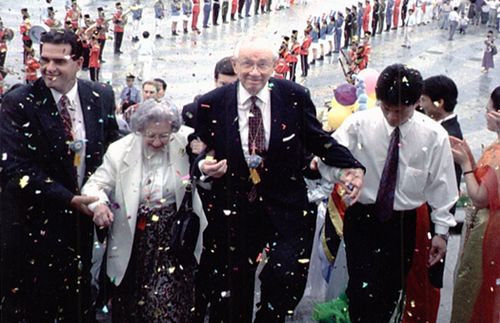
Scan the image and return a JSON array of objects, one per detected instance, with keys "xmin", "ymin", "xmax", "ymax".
[{"xmin": 89, "ymin": 44, "xmax": 101, "ymax": 68}]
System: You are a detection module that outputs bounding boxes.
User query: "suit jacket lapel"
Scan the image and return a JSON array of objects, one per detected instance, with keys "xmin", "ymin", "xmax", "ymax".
[
  {"xmin": 33, "ymin": 79, "xmax": 77, "ymax": 182},
  {"xmin": 120, "ymin": 135, "xmax": 142, "ymax": 231},
  {"xmin": 267, "ymin": 79, "xmax": 284, "ymax": 162},
  {"xmin": 225, "ymin": 83, "xmax": 248, "ymax": 173}
]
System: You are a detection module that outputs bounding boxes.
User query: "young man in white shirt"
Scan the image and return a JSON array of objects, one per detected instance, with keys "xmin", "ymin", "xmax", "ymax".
[{"xmin": 320, "ymin": 63, "xmax": 458, "ymax": 322}]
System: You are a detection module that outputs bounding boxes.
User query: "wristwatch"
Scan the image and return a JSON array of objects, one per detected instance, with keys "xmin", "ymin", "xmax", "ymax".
[{"xmin": 435, "ymin": 233, "xmax": 449, "ymax": 242}]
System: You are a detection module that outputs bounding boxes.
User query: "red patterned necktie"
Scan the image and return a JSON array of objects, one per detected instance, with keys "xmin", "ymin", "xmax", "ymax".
[
  {"xmin": 248, "ymin": 96, "xmax": 265, "ymax": 155},
  {"xmin": 374, "ymin": 127, "xmax": 400, "ymax": 222},
  {"xmin": 58, "ymin": 95, "xmax": 73, "ymax": 140}
]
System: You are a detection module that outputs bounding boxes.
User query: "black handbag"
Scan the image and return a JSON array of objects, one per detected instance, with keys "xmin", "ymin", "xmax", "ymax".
[{"xmin": 169, "ymin": 181, "xmax": 200, "ymax": 267}]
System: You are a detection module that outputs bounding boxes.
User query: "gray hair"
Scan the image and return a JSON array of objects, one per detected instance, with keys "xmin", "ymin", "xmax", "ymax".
[
  {"xmin": 233, "ymin": 36, "xmax": 279, "ymax": 61},
  {"xmin": 129, "ymin": 98, "xmax": 181, "ymax": 133}
]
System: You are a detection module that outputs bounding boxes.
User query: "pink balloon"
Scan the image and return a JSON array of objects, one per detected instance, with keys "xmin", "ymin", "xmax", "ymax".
[{"xmin": 358, "ymin": 68, "xmax": 379, "ymax": 96}]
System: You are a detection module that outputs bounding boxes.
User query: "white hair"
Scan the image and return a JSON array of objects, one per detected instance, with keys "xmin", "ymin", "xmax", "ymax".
[{"xmin": 232, "ymin": 36, "xmax": 279, "ymax": 61}]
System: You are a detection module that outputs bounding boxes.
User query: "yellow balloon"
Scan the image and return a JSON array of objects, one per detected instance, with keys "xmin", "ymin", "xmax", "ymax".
[
  {"xmin": 328, "ymin": 105, "xmax": 353, "ymax": 130},
  {"xmin": 367, "ymin": 96, "xmax": 377, "ymax": 109}
]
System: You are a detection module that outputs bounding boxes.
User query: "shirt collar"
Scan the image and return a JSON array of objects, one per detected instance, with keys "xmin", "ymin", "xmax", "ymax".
[
  {"xmin": 380, "ymin": 107, "xmax": 413, "ymax": 139},
  {"xmin": 50, "ymin": 81, "xmax": 79, "ymax": 106},
  {"xmin": 238, "ymin": 82, "xmax": 269, "ymax": 109},
  {"xmin": 440, "ymin": 113, "xmax": 457, "ymax": 124}
]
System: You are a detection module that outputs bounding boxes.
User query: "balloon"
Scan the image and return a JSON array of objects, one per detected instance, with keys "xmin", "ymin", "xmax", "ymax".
[
  {"xmin": 367, "ymin": 95, "xmax": 377, "ymax": 109},
  {"xmin": 358, "ymin": 68, "xmax": 379, "ymax": 96},
  {"xmin": 328, "ymin": 97, "xmax": 354, "ymax": 130}
]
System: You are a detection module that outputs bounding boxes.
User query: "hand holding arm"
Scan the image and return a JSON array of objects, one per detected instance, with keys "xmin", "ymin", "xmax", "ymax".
[
  {"xmin": 339, "ymin": 168, "xmax": 364, "ymax": 204},
  {"xmin": 70, "ymin": 195, "xmax": 99, "ymax": 217}
]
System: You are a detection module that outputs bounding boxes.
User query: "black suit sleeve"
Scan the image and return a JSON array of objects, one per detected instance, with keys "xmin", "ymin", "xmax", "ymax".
[{"xmin": 0, "ymin": 92, "xmax": 74, "ymax": 207}]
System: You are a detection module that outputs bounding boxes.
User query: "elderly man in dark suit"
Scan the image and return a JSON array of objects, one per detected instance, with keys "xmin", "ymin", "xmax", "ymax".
[
  {"xmin": 0, "ymin": 29, "xmax": 118, "ymax": 322},
  {"xmin": 193, "ymin": 36, "xmax": 365, "ymax": 323}
]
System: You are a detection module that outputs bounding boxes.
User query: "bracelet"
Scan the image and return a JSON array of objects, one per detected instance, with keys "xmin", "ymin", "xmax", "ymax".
[{"xmin": 463, "ymin": 169, "xmax": 475, "ymax": 176}]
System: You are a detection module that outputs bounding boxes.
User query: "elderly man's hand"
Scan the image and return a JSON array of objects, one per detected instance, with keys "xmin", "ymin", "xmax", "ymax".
[
  {"xmin": 70, "ymin": 195, "xmax": 99, "ymax": 217},
  {"xmin": 339, "ymin": 168, "xmax": 364, "ymax": 204},
  {"xmin": 201, "ymin": 157, "xmax": 228, "ymax": 178}
]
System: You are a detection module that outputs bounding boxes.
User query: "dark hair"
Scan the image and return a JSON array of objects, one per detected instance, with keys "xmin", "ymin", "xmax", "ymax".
[
  {"xmin": 40, "ymin": 29, "xmax": 83, "ymax": 60},
  {"xmin": 142, "ymin": 31, "xmax": 150, "ymax": 38},
  {"xmin": 375, "ymin": 64, "xmax": 423, "ymax": 106},
  {"xmin": 214, "ymin": 56, "xmax": 235, "ymax": 80},
  {"xmin": 422, "ymin": 75, "xmax": 458, "ymax": 112},
  {"xmin": 154, "ymin": 78, "xmax": 167, "ymax": 91},
  {"xmin": 491, "ymin": 86, "xmax": 500, "ymax": 111}
]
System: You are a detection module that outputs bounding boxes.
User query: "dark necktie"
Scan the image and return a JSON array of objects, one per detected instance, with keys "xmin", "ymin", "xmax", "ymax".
[
  {"xmin": 126, "ymin": 88, "xmax": 131, "ymax": 102},
  {"xmin": 374, "ymin": 127, "xmax": 400, "ymax": 222},
  {"xmin": 248, "ymin": 96, "xmax": 265, "ymax": 155},
  {"xmin": 58, "ymin": 95, "xmax": 73, "ymax": 141}
]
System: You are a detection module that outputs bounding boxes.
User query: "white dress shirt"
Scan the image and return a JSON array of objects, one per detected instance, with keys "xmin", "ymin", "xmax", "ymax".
[
  {"xmin": 50, "ymin": 84, "xmax": 86, "ymax": 188},
  {"xmin": 327, "ymin": 107, "xmax": 458, "ymax": 234},
  {"xmin": 140, "ymin": 145, "xmax": 176, "ymax": 206},
  {"xmin": 237, "ymin": 82, "xmax": 271, "ymax": 160}
]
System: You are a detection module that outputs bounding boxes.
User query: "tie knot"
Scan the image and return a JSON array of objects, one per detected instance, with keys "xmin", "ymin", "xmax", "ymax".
[
  {"xmin": 59, "ymin": 95, "xmax": 70, "ymax": 108},
  {"xmin": 392, "ymin": 127, "xmax": 400, "ymax": 141}
]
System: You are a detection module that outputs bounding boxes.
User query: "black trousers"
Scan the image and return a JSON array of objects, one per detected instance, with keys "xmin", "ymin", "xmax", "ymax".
[
  {"xmin": 254, "ymin": 0, "xmax": 260, "ymax": 14},
  {"xmin": 98, "ymin": 38, "xmax": 106, "ymax": 60},
  {"xmin": 344, "ymin": 29, "xmax": 351, "ymax": 48},
  {"xmin": 89, "ymin": 67, "xmax": 99, "ymax": 82},
  {"xmin": 82, "ymin": 47, "xmax": 90, "ymax": 69},
  {"xmin": 114, "ymin": 32, "xmax": 124, "ymax": 53},
  {"xmin": 344, "ymin": 203, "xmax": 417, "ymax": 323},
  {"xmin": 300, "ymin": 54, "xmax": 308, "ymax": 76},
  {"xmin": 213, "ymin": 2, "xmax": 220, "ymax": 24},
  {"xmin": 238, "ymin": 0, "xmax": 245, "ymax": 15},
  {"xmin": 288, "ymin": 62, "xmax": 297, "ymax": 81},
  {"xmin": 221, "ymin": 2, "xmax": 229, "ymax": 22},
  {"xmin": 0, "ymin": 51, "xmax": 6, "ymax": 78},
  {"xmin": 194, "ymin": 198, "xmax": 316, "ymax": 323}
]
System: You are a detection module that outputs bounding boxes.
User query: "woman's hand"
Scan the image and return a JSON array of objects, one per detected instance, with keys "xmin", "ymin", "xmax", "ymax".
[
  {"xmin": 449, "ymin": 136, "xmax": 472, "ymax": 169},
  {"xmin": 93, "ymin": 204, "xmax": 114, "ymax": 228},
  {"xmin": 487, "ymin": 109, "xmax": 500, "ymax": 131}
]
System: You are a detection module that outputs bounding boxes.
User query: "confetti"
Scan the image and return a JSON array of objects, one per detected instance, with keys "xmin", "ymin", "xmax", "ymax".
[{"xmin": 19, "ymin": 175, "xmax": 29, "ymax": 188}]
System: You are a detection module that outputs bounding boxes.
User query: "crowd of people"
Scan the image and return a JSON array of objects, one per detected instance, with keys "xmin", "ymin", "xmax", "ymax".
[
  {"xmin": 0, "ymin": 0, "xmax": 498, "ymax": 93},
  {"xmin": 0, "ymin": 1, "xmax": 499, "ymax": 323}
]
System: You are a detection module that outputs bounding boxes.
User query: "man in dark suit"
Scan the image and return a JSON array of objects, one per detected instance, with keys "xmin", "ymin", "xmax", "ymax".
[
  {"xmin": 0, "ymin": 30, "xmax": 119, "ymax": 322},
  {"xmin": 193, "ymin": 36, "xmax": 365, "ymax": 323}
]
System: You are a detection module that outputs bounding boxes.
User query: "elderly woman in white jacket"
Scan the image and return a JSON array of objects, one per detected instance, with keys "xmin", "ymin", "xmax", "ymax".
[{"xmin": 82, "ymin": 99, "xmax": 207, "ymax": 323}]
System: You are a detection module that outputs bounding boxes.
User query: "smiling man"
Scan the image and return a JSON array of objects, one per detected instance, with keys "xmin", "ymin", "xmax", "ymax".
[
  {"xmin": 0, "ymin": 29, "xmax": 118, "ymax": 322},
  {"xmin": 193, "ymin": 36, "xmax": 365, "ymax": 323}
]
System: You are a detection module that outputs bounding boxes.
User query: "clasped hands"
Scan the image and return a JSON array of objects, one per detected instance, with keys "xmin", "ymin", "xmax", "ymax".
[{"xmin": 70, "ymin": 195, "xmax": 114, "ymax": 228}]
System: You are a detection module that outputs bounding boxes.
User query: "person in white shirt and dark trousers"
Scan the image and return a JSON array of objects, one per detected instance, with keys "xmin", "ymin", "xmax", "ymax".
[
  {"xmin": 448, "ymin": 6, "xmax": 460, "ymax": 40},
  {"xmin": 319, "ymin": 63, "xmax": 458, "ymax": 323}
]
